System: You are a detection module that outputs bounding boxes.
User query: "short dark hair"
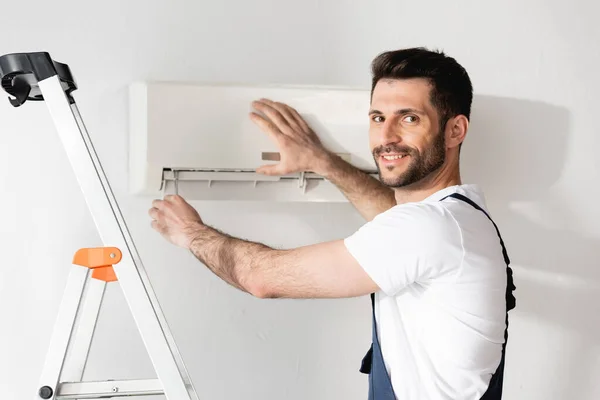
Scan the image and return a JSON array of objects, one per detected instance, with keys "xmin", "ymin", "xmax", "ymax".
[{"xmin": 370, "ymin": 47, "xmax": 473, "ymax": 130}]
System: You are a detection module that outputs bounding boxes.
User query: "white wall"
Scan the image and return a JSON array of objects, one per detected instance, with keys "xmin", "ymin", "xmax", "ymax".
[{"xmin": 1, "ymin": 1, "xmax": 599, "ymax": 399}]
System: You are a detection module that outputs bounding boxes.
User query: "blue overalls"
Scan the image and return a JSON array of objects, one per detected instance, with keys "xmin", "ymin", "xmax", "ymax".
[{"xmin": 359, "ymin": 193, "xmax": 517, "ymax": 399}]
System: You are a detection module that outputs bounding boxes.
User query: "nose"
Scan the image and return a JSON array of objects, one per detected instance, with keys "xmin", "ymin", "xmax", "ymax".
[{"xmin": 375, "ymin": 119, "xmax": 401, "ymax": 148}]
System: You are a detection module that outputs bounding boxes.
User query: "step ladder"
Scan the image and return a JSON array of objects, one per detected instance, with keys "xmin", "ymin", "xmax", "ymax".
[{"xmin": 0, "ymin": 52, "xmax": 200, "ymax": 399}]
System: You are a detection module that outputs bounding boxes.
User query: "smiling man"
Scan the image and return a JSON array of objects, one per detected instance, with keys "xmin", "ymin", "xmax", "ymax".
[{"xmin": 148, "ymin": 47, "xmax": 516, "ymax": 399}]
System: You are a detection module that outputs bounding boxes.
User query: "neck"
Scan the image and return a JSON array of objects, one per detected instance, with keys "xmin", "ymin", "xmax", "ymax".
[{"xmin": 393, "ymin": 158, "xmax": 462, "ymax": 205}]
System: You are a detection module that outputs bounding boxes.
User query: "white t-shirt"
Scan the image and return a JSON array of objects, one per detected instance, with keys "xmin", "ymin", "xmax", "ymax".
[{"xmin": 344, "ymin": 184, "xmax": 508, "ymax": 400}]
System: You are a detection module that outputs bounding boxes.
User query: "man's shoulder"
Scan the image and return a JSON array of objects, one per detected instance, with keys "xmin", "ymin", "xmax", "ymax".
[
  {"xmin": 379, "ymin": 199, "xmax": 456, "ymax": 223},
  {"xmin": 381, "ymin": 202, "xmax": 441, "ymax": 220},
  {"xmin": 373, "ymin": 185, "xmax": 488, "ymax": 235},
  {"xmin": 372, "ymin": 201, "xmax": 460, "ymax": 241}
]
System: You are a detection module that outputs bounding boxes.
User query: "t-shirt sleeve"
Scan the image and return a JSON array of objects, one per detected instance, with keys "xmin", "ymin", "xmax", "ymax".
[{"xmin": 343, "ymin": 203, "xmax": 462, "ymax": 297}]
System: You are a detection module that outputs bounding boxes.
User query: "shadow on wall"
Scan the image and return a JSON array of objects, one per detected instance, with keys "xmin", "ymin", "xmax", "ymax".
[
  {"xmin": 464, "ymin": 95, "xmax": 567, "ymax": 200},
  {"xmin": 462, "ymin": 95, "xmax": 600, "ymax": 398}
]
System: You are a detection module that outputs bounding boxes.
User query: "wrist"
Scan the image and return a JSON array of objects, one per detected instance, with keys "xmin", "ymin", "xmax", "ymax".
[
  {"xmin": 311, "ymin": 149, "xmax": 338, "ymax": 177},
  {"xmin": 186, "ymin": 222, "xmax": 208, "ymax": 251}
]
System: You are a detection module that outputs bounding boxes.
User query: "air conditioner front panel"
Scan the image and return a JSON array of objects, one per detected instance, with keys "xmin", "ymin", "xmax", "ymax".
[{"xmin": 130, "ymin": 82, "xmax": 377, "ymax": 200}]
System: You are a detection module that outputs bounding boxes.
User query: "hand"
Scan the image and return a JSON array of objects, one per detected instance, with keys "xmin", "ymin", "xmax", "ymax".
[
  {"xmin": 250, "ymin": 98, "xmax": 332, "ymax": 175},
  {"xmin": 149, "ymin": 195, "xmax": 203, "ymax": 249}
]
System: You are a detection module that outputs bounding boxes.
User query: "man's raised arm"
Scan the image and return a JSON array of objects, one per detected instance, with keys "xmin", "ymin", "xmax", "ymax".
[{"xmin": 250, "ymin": 99, "xmax": 395, "ymax": 221}]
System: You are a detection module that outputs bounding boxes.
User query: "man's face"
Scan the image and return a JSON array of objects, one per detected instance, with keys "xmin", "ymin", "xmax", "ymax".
[{"xmin": 369, "ymin": 78, "xmax": 447, "ymax": 188}]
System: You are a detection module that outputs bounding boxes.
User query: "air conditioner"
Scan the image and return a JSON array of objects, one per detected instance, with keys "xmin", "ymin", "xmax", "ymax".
[{"xmin": 128, "ymin": 81, "xmax": 379, "ymax": 201}]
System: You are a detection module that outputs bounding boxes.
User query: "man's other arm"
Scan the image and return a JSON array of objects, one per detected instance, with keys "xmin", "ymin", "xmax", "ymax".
[
  {"xmin": 149, "ymin": 195, "xmax": 380, "ymax": 298},
  {"xmin": 250, "ymin": 99, "xmax": 396, "ymax": 221}
]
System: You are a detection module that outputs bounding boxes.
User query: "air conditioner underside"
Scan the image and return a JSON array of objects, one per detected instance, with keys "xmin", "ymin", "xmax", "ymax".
[{"xmin": 160, "ymin": 168, "xmax": 379, "ymax": 202}]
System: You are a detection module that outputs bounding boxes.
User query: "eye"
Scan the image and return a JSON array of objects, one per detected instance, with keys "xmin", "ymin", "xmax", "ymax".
[
  {"xmin": 371, "ymin": 115, "xmax": 384, "ymax": 123},
  {"xmin": 402, "ymin": 115, "xmax": 419, "ymax": 123}
]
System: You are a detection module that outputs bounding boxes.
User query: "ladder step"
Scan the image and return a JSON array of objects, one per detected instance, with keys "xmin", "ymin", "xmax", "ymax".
[{"xmin": 56, "ymin": 379, "xmax": 163, "ymax": 399}]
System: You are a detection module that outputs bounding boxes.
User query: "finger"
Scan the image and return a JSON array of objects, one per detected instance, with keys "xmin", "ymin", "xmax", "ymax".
[
  {"xmin": 250, "ymin": 111, "xmax": 285, "ymax": 143},
  {"xmin": 256, "ymin": 163, "xmax": 288, "ymax": 176},
  {"xmin": 181, "ymin": 196, "xmax": 194, "ymax": 205},
  {"xmin": 151, "ymin": 219, "xmax": 163, "ymax": 232},
  {"xmin": 286, "ymin": 104, "xmax": 312, "ymax": 133},
  {"xmin": 148, "ymin": 207, "xmax": 159, "ymax": 219},
  {"xmin": 252, "ymin": 100, "xmax": 295, "ymax": 136},
  {"xmin": 258, "ymin": 99, "xmax": 303, "ymax": 133},
  {"xmin": 152, "ymin": 199, "xmax": 164, "ymax": 209}
]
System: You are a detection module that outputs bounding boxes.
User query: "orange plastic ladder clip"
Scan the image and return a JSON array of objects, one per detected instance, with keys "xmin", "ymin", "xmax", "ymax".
[{"xmin": 72, "ymin": 247, "xmax": 122, "ymax": 282}]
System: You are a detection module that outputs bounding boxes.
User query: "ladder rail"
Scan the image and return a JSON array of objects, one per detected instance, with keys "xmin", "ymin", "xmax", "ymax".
[
  {"xmin": 0, "ymin": 52, "xmax": 199, "ymax": 400},
  {"xmin": 36, "ymin": 265, "xmax": 90, "ymax": 399},
  {"xmin": 60, "ymin": 277, "xmax": 106, "ymax": 382},
  {"xmin": 71, "ymin": 93, "xmax": 196, "ymax": 390},
  {"xmin": 36, "ymin": 72, "xmax": 198, "ymax": 400}
]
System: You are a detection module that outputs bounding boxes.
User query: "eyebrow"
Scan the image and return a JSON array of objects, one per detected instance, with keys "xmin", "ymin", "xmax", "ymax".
[{"xmin": 368, "ymin": 108, "xmax": 426, "ymax": 116}]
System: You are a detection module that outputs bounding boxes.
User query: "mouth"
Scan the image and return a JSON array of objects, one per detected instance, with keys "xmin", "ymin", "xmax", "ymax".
[
  {"xmin": 381, "ymin": 154, "xmax": 407, "ymax": 161},
  {"xmin": 378, "ymin": 153, "xmax": 409, "ymax": 168}
]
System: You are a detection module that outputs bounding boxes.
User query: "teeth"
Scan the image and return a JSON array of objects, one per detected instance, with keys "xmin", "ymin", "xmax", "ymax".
[{"xmin": 383, "ymin": 155, "xmax": 405, "ymax": 160}]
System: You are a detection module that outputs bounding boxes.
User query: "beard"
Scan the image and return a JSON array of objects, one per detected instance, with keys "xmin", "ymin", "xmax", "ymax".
[{"xmin": 373, "ymin": 130, "xmax": 446, "ymax": 188}]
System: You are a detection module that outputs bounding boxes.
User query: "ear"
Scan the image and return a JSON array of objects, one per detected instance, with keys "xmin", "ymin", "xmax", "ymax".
[{"xmin": 445, "ymin": 115, "xmax": 469, "ymax": 149}]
